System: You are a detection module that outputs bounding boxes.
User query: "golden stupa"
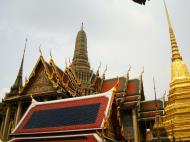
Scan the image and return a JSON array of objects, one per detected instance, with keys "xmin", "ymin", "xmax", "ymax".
[{"xmin": 163, "ymin": 0, "xmax": 190, "ymax": 141}]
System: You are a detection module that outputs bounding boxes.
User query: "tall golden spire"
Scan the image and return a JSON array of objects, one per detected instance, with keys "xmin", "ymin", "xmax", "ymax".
[
  {"xmin": 163, "ymin": 1, "xmax": 190, "ymax": 141},
  {"xmin": 163, "ymin": 0, "xmax": 190, "ymax": 81},
  {"xmin": 163, "ymin": 0, "xmax": 182, "ymax": 62}
]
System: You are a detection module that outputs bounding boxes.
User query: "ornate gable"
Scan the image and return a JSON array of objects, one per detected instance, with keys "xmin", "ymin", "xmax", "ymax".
[
  {"xmin": 20, "ymin": 57, "xmax": 56, "ymax": 96},
  {"xmin": 23, "ymin": 66, "xmax": 55, "ymax": 95}
]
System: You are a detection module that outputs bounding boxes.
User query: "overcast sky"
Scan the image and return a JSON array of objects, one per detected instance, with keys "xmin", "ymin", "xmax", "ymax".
[{"xmin": 0, "ymin": 0, "xmax": 190, "ymax": 101}]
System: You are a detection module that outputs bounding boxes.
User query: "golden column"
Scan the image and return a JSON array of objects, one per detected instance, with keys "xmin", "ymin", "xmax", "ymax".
[
  {"xmin": 132, "ymin": 108, "xmax": 139, "ymax": 142},
  {"xmin": 3, "ymin": 105, "xmax": 11, "ymax": 139},
  {"xmin": 15, "ymin": 102, "xmax": 22, "ymax": 126},
  {"xmin": 163, "ymin": 0, "xmax": 190, "ymax": 141},
  {"xmin": 1, "ymin": 117, "xmax": 5, "ymax": 134}
]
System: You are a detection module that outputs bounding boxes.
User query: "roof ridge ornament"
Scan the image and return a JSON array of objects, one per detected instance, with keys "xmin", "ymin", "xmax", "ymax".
[
  {"xmin": 102, "ymin": 65, "xmax": 107, "ymax": 79},
  {"xmin": 69, "ymin": 57, "xmax": 71, "ymax": 65},
  {"xmin": 96, "ymin": 62, "xmax": 101, "ymax": 75},
  {"xmin": 50, "ymin": 48, "xmax": 53, "ymax": 60},
  {"xmin": 127, "ymin": 65, "xmax": 131, "ymax": 78},
  {"xmin": 140, "ymin": 66, "xmax": 144, "ymax": 79},
  {"xmin": 65, "ymin": 58, "xmax": 68, "ymax": 68}
]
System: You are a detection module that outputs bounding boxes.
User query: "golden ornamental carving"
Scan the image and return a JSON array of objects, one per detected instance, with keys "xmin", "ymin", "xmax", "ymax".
[{"xmin": 24, "ymin": 69, "xmax": 55, "ymax": 95}]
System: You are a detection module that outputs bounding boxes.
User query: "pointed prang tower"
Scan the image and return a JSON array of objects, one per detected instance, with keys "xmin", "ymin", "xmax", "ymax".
[
  {"xmin": 163, "ymin": 0, "xmax": 190, "ymax": 141},
  {"xmin": 5, "ymin": 39, "xmax": 27, "ymax": 99},
  {"xmin": 72, "ymin": 23, "xmax": 92, "ymax": 95}
]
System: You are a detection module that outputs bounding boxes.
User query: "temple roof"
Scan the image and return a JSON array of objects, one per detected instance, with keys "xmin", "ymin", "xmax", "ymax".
[
  {"xmin": 101, "ymin": 77, "xmax": 145, "ymax": 100},
  {"xmin": 139, "ymin": 99, "xmax": 164, "ymax": 120},
  {"xmin": 7, "ymin": 54, "xmax": 82, "ymax": 100},
  {"xmin": 140, "ymin": 100, "xmax": 164, "ymax": 112},
  {"xmin": 12, "ymin": 89, "xmax": 114, "ymax": 135}
]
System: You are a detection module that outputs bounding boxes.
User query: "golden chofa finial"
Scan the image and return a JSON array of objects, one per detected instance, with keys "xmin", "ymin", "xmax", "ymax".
[
  {"xmin": 140, "ymin": 66, "xmax": 144, "ymax": 78},
  {"xmin": 65, "ymin": 58, "xmax": 68, "ymax": 67},
  {"xmin": 96, "ymin": 62, "xmax": 101, "ymax": 75},
  {"xmin": 50, "ymin": 48, "xmax": 53, "ymax": 59},
  {"xmin": 127, "ymin": 65, "xmax": 131, "ymax": 78},
  {"xmin": 163, "ymin": 0, "xmax": 182, "ymax": 62}
]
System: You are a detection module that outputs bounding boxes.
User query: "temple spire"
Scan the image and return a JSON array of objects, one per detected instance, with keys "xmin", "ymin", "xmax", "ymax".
[
  {"xmin": 163, "ymin": 0, "xmax": 190, "ymax": 82},
  {"xmin": 163, "ymin": 0, "xmax": 182, "ymax": 62},
  {"xmin": 163, "ymin": 1, "xmax": 190, "ymax": 140},
  {"xmin": 8, "ymin": 39, "xmax": 27, "ymax": 96},
  {"xmin": 14, "ymin": 39, "xmax": 27, "ymax": 87},
  {"xmin": 72, "ymin": 24, "xmax": 91, "ymax": 95},
  {"xmin": 72, "ymin": 24, "xmax": 90, "ymax": 71}
]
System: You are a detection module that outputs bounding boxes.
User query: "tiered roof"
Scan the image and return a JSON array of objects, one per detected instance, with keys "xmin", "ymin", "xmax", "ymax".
[
  {"xmin": 10, "ymin": 89, "xmax": 114, "ymax": 142},
  {"xmin": 139, "ymin": 100, "xmax": 164, "ymax": 120},
  {"xmin": 101, "ymin": 77, "xmax": 145, "ymax": 108},
  {"xmin": 4, "ymin": 55, "xmax": 81, "ymax": 102}
]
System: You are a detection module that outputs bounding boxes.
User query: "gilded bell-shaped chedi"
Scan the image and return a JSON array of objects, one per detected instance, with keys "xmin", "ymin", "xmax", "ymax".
[{"xmin": 163, "ymin": 0, "xmax": 190, "ymax": 141}]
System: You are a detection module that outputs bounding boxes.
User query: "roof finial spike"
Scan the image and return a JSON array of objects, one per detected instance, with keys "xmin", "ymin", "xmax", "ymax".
[
  {"xmin": 153, "ymin": 77, "xmax": 158, "ymax": 111},
  {"xmin": 102, "ymin": 65, "xmax": 107, "ymax": 79},
  {"xmin": 50, "ymin": 48, "xmax": 53, "ymax": 59},
  {"xmin": 65, "ymin": 58, "xmax": 68, "ymax": 67},
  {"xmin": 23, "ymin": 38, "xmax": 27, "ymax": 56},
  {"xmin": 69, "ymin": 57, "xmax": 71, "ymax": 65},
  {"xmin": 98, "ymin": 62, "xmax": 101, "ymax": 70},
  {"xmin": 140, "ymin": 66, "xmax": 144, "ymax": 78},
  {"xmin": 127, "ymin": 65, "xmax": 131, "ymax": 78},
  {"xmin": 163, "ymin": 0, "xmax": 172, "ymax": 29},
  {"xmin": 96, "ymin": 62, "xmax": 101, "ymax": 75},
  {"xmin": 103, "ymin": 65, "xmax": 107, "ymax": 74},
  {"xmin": 81, "ymin": 22, "xmax": 84, "ymax": 30},
  {"xmin": 39, "ymin": 44, "xmax": 42, "ymax": 56},
  {"xmin": 19, "ymin": 38, "xmax": 27, "ymax": 70},
  {"xmin": 163, "ymin": 0, "xmax": 182, "ymax": 62}
]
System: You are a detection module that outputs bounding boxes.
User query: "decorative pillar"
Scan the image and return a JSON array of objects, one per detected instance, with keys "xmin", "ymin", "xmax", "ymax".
[
  {"xmin": 85, "ymin": 72, "xmax": 87, "ymax": 81},
  {"xmin": 3, "ymin": 105, "xmax": 11, "ymax": 138},
  {"xmin": 7, "ymin": 120, "xmax": 13, "ymax": 140},
  {"xmin": 15, "ymin": 102, "xmax": 22, "ymax": 126},
  {"xmin": 132, "ymin": 108, "xmax": 138, "ymax": 142},
  {"xmin": 1, "ymin": 116, "xmax": 5, "ymax": 134}
]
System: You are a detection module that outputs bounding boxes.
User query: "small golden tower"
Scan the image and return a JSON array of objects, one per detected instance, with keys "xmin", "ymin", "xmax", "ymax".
[{"xmin": 163, "ymin": 0, "xmax": 190, "ymax": 141}]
